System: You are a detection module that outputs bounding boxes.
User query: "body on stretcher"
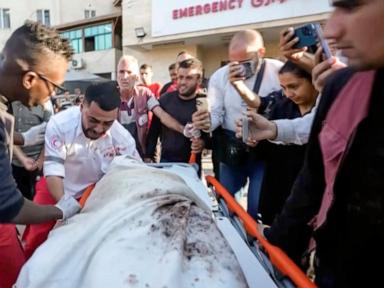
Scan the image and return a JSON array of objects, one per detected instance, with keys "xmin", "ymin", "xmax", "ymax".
[
  {"xmin": 149, "ymin": 162, "xmax": 315, "ymax": 288},
  {"xmin": 15, "ymin": 157, "xmax": 314, "ymax": 288}
]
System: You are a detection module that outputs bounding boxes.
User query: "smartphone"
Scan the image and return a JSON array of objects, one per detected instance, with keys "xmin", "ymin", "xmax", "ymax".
[
  {"xmin": 242, "ymin": 116, "xmax": 249, "ymax": 144},
  {"xmin": 293, "ymin": 23, "xmax": 318, "ymax": 52},
  {"xmin": 195, "ymin": 94, "xmax": 211, "ymax": 132},
  {"xmin": 293, "ymin": 23, "xmax": 333, "ymax": 59},
  {"xmin": 196, "ymin": 94, "xmax": 209, "ymax": 111},
  {"xmin": 242, "ymin": 115, "xmax": 259, "ymax": 144},
  {"xmin": 314, "ymin": 23, "xmax": 332, "ymax": 60},
  {"xmin": 237, "ymin": 61, "xmax": 254, "ymax": 79}
]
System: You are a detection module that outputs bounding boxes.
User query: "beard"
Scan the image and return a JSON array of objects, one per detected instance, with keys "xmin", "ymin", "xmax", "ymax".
[
  {"xmin": 178, "ymin": 85, "xmax": 198, "ymax": 98},
  {"xmin": 84, "ymin": 128, "xmax": 104, "ymax": 140}
]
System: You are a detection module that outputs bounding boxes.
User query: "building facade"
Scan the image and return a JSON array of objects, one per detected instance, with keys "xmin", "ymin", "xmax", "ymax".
[
  {"xmin": 0, "ymin": 0, "xmax": 121, "ymax": 80},
  {"xmin": 122, "ymin": 0, "xmax": 331, "ymax": 84}
]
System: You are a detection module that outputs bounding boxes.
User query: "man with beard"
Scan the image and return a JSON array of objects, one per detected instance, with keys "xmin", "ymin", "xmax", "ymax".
[
  {"xmin": 145, "ymin": 58, "xmax": 205, "ymax": 171},
  {"xmin": 23, "ymin": 81, "xmax": 140, "ymax": 258}
]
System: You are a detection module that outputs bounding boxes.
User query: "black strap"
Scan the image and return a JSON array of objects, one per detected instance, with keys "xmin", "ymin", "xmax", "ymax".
[{"xmin": 252, "ymin": 60, "xmax": 266, "ymax": 94}]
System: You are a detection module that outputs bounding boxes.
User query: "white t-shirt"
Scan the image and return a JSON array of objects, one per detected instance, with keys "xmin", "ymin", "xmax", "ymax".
[
  {"xmin": 208, "ymin": 58, "xmax": 283, "ymax": 132},
  {"xmin": 44, "ymin": 106, "xmax": 141, "ymax": 198}
]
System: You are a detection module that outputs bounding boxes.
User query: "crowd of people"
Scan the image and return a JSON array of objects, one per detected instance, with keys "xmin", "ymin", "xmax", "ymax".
[{"xmin": 1, "ymin": 0, "xmax": 384, "ymax": 287}]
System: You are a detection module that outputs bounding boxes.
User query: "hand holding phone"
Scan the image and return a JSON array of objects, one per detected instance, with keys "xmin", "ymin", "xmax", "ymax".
[
  {"xmin": 293, "ymin": 23, "xmax": 332, "ymax": 59},
  {"xmin": 195, "ymin": 94, "xmax": 211, "ymax": 132},
  {"xmin": 237, "ymin": 61, "xmax": 254, "ymax": 79},
  {"xmin": 242, "ymin": 116, "xmax": 258, "ymax": 146}
]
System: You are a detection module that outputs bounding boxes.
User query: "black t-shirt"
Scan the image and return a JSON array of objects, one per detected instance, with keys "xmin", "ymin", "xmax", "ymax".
[
  {"xmin": 0, "ymin": 120, "xmax": 24, "ymax": 222},
  {"xmin": 146, "ymin": 91, "xmax": 201, "ymax": 163}
]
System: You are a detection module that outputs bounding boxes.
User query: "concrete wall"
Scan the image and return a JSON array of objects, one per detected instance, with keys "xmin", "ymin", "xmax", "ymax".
[
  {"xmin": 79, "ymin": 48, "xmax": 122, "ymax": 80},
  {"xmin": 57, "ymin": 0, "xmax": 119, "ymax": 24},
  {"xmin": 0, "ymin": 0, "xmax": 58, "ymax": 47}
]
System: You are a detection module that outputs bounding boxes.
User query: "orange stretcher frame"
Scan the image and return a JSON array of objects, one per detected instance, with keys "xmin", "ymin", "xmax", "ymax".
[{"xmin": 205, "ymin": 175, "xmax": 316, "ymax": 288}]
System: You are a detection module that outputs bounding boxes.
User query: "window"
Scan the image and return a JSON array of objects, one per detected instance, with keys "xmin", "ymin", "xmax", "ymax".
[
  {"xmin": 84, "ymin": 24, "xmax": 112, "ymax": 52},
  {"xmin": 84, "ymin": 10, "xmax": 96, "ymax": 19},
  {"xmin": 37, "ymin": 9, "xmax": 50, "ymax": 26},
  {"xmin": 0, "ymin": 8, "xmax": 10, "ymax": 29},
  {"xmin": 60, "ymin": 23, "xmax": 113, "ymax": 54},
  {"xmin": 61, "ymin": 29, "xmax": 83, "ymax": 54}
]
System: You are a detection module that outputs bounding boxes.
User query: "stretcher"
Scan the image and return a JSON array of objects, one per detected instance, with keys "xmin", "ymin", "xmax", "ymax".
[
  {"xmin": 145, "ymin": 163, "xmax": 315, "ymax": 288},
  {"xmin": 15, "ymin": 157, "xmax": 315, "ymax": 288}
]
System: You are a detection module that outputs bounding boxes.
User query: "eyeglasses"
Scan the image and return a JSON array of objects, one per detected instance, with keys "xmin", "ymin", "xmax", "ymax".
[{"xmin": 35, "ymin": 72, "xmax": 67, "ymax": 95}]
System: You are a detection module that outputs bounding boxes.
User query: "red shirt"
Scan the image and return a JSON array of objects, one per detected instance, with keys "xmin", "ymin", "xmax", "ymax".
[{"xmin": 141, "ymin": 83, "xmax": 162, "ymax": 99}]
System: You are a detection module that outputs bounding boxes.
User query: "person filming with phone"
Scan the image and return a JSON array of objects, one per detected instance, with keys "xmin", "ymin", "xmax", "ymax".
[
  {"xmin": 242, "ymin": 24, "xmax": 346, "ymax": 146},
  {"xmin": 243, "ymin": 1, "xmax": 384, "ymax": 286},
  {"xmin": 193, "ymin": 29, "xmax": 283, "ymax": 219}
]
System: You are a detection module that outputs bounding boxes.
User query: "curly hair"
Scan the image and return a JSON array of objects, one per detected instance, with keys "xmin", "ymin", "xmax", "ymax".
[{"xmin": 4, "ymin": 20, "xmax": 73, "ymax": 68}]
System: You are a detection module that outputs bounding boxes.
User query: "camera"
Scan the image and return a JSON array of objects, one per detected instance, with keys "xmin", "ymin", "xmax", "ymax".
[{"xmin": 237, "ymin": 61, "xmax": 254, "ymax": 79}]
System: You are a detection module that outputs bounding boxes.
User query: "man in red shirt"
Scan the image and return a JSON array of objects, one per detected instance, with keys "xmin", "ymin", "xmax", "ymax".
[{"xmin": 139, "ymin": 64, "xmax": 162, "ymax": 99}]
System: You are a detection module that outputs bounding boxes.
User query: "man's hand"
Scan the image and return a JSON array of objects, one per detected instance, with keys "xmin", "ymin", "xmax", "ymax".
[
  {"xmin": 22, "ymin": 122, "xmax": 47, "ymax": 146},
  {"xmin": 183, "ymin": 123, "xmax": 201, "ymax": 138},
  {"xmin": 228, "ymin": 61, "xmax": 246, "ymax": 86},
  {"xmin": 55, "ymin": 195, "xmax": 81, "ymax": 220},
  {"xmin": 312, "ymin": 47, "xmax": 347, "ymax": 92},
  {"xmin": 191, "ymin": 137, "xmax": 204, "ymax": 154},
  {"xmin": 192, "ymin": 110, "xmax": 210, "ymax": 131},
  {"xmin": 235, "ymin": 110, "xmax": 277, "ymax": 143}
]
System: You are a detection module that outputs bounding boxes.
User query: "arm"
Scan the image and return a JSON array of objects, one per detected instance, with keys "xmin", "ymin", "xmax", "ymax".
[
  {"xmin": 152, "ymin": 106, "xmax": 184, "ymax": 134},
  {"xmin": 11, "ymin": 199, "xmax": 62, "ymax": 224},
  {"xmin": 13, "ymin": 146, "xmax": 38, "ymax": 171},
  {"xmin": 45, "ymin": 176, "xmax": 64, "ymax": 202},
  {"xmin": 229, "ymin": 61, "xmax": 261, "ymax": 108},
  {"xmin": 43, "ymin": 118, "xmax": 67, "ymax": 201},
  {"xmin": 234, "ymin": 101, "xmax": 316, "ymax": 146},
  {"xmin": 36, "ymin": 147, "xmax": 45, "ymax": 171},
  {"xmin": 13, "ymin": 122, "xmax": 47, "ymax": 147}
]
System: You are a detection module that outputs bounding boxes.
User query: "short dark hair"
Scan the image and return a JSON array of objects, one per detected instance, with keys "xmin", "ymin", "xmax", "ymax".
[
  {"xmin": 279, "ymin": 60, "xmax": 312, "ymax": 82},
  {"xmin": 84, "ymin": 81, "xmax": 121, "ymax": 111},
  {"xmin": 4, "ymin": 20, "xmax": 73, "ymax": 69},
  {"xmin": 178, "ymin": 58, "xmax": 203, "ymax": 78},
  {"xmin": 168, "ymin": 63, "xmax": 176, "ymax": 70},
  {"xmin": 140, "ymin": 63, "xmax": 152, "ymax": 70}
]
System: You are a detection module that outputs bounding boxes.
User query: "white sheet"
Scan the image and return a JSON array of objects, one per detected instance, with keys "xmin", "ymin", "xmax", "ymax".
[{"xmin": 16, "ymin": 157, "xmax": 248, "ymax": 288}]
